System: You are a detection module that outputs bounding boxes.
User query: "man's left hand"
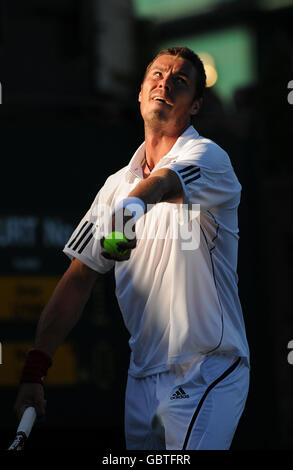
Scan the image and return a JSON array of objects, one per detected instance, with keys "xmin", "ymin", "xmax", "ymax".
[{"xmin": 100, "ymin": 209, "xmax": 137, "ymax": 261}]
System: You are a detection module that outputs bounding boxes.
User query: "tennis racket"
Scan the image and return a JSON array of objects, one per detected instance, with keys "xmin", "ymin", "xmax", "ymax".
[{"xmin": 8, "ymin": 406, "xmax": 36, "ymax": 450}]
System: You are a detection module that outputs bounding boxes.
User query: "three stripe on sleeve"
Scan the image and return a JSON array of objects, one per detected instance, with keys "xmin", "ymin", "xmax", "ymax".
[
  {"xmin": 178, "ymin": 165, "xmax": 200, "ymax": 185},
  {"xmin": 67, "ymin": 221, "xmax": 96, "ymax": 254}
]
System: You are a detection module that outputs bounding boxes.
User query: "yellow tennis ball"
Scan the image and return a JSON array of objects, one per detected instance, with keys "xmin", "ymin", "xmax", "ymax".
[{"xmin": 103, "ymin": 231, "xmax": 129, "ymax": 255}]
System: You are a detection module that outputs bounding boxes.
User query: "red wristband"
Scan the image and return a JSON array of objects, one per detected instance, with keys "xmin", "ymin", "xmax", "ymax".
[{"xmin": 20, "ymin": 349, "xmax": 53, "ymax": 385}]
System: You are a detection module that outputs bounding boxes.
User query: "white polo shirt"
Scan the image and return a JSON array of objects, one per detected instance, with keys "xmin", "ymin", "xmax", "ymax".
[{"xmin": 63, "ymin": 125, "xmax": 249, "ymax": 377}]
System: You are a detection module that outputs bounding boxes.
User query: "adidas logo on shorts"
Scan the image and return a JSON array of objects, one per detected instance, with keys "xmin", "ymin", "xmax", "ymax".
[{"xmin": 170, "ymin": 387, "xmax": 190, "ymax": 400}]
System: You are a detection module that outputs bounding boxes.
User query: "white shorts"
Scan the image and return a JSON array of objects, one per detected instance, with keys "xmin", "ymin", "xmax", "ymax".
[{"xmin": 125, "ymin": 354, "xmax": 249, "ymax": 450}]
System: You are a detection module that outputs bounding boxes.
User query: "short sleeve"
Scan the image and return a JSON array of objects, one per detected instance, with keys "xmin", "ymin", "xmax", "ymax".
[
  {"xmin": 63, "ymin": 190, "xmax": 115, "ymax": 274},
  {"xmin": 162, "ymin": 141, "xmax": 241, "ymax": 210}
]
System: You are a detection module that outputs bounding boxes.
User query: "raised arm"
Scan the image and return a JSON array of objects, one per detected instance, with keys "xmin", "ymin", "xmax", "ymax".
[
  {"xmin": 101, "ymin": 168, "xmax": 184, "ymax": 261},
  {"xmin": 34, "ymin": 258, "xmax": 99, "ymax": 357},
  {"xmin": 128, "ymin": 168, "xmax": 183, "ymax": 205}
]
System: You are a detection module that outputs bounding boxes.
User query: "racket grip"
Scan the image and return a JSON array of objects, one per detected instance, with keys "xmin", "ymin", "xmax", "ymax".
[{"xmin": 17, "ymin": 407, "xmax": 36, "ymax": 436}]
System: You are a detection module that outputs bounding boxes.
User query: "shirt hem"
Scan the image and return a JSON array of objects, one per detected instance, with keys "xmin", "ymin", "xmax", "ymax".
[
  {"xmin": 128, "ymin": 352, "xmax": 206, "ymax": 378},
  {"xmin": 128, "ymin": 350, "xmax": 250, "ymax": 378}
]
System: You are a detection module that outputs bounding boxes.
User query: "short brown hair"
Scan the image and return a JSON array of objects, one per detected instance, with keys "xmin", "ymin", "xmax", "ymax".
[{"xmin": 143, "ymin": 46, "xmax": 206, "ymax": 101}]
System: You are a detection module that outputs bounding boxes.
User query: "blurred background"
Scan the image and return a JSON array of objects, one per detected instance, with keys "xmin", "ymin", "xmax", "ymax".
[{"xmin": 0, "ymin": 0, "xmax": 292, "ymax": 452}]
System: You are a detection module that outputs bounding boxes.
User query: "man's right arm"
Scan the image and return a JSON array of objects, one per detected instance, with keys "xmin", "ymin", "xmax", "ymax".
[
  {"xmin": 14, "ymin": 258, "xmax": 99, "ymax": 420},
  {"xmin": 34, "ymin": 258, "xmax": 99, "ymax": 357}
]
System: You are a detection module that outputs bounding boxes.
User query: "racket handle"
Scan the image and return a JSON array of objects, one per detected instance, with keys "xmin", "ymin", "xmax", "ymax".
[
  {"xmin": 17, "ymin": 406, "xmax": 36, "ymax": 436},
  {"xmin": 8, "ymin": 407, "xmax": 36, "ymax": 450}
]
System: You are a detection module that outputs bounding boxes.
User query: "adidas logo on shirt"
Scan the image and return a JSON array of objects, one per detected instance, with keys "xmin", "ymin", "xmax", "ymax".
[{"xmin": 170, "ymin": 387, "xmax": 190, "ymax": 400}]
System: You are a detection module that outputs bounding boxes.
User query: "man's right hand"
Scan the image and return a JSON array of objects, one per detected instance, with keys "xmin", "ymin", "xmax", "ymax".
[{"xmin": 14, "ymin": 383, "xmax": 46, "ymax": 422}]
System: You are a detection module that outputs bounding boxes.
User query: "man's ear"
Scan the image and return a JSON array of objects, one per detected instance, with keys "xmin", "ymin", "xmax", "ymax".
[
  {"xmin": 190, "ymin": 98, "xmax": 202, "ymax": 115},
  {"xmin": 138, "ymin": 84, "xmax": 143, "ymax": 103}
]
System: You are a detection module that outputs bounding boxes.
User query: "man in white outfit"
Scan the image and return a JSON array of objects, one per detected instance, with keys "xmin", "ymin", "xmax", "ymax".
[{"xmin": 15, "ymin": 46, "xmax": 249, "ymax": 450}]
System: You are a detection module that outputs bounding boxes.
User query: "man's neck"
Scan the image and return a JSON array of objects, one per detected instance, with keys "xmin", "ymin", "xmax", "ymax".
[{"xmin": 144, "ymin": 123, "xmax": 189, "ymax": 169}]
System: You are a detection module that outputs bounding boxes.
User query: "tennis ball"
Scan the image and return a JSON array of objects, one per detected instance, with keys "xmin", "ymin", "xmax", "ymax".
[{"xmin": 103, "ymin": 231, "xmax": 129, "ymax": 256}]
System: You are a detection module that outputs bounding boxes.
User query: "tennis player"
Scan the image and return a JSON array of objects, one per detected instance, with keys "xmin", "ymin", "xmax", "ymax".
[{"xmin": 14, "ymin": 46, "xmax": 250, "ymax": 450}]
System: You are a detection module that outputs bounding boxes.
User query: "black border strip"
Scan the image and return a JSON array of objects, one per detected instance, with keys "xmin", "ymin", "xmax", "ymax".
[{"xmin": 182, "ymin": 357, "xmax": 241, "ymax": 450}]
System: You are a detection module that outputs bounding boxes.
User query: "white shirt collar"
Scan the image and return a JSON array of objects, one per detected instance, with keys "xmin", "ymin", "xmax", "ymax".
[
  {"xmin": 127, "ymin": 125, "xmax": 199, "ymax": 178},
  {"xmin": 127, "ymin": 142, "xmax": 146, "ymax": 178},
  {"xmin": 163, "ymin": 125, "xmax": 199, "ymax": 157}
]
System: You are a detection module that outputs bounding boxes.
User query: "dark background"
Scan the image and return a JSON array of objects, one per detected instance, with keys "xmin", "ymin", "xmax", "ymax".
[{"xmin": 0, "ymin": 0, "xmax": 293, "ymax": 454}]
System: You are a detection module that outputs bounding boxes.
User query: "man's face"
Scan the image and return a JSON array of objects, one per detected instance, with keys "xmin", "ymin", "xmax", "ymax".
[{"xmin": 139, "ymin": 54, "xmax": 201, "ymax": 130}]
